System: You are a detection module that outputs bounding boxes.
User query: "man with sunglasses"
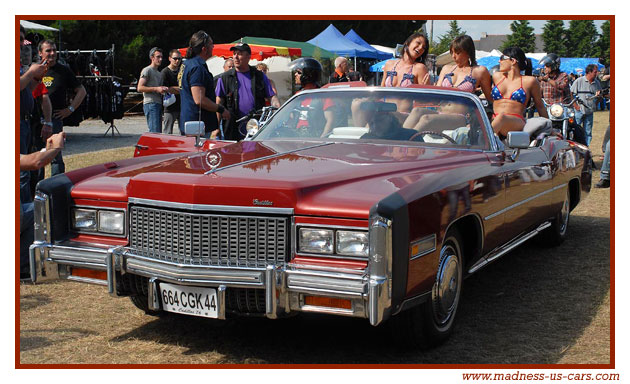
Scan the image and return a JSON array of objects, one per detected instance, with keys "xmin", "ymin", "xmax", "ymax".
[{"xmin": 161, "ymin": 49, "xmax": 182, "ymax": 134}]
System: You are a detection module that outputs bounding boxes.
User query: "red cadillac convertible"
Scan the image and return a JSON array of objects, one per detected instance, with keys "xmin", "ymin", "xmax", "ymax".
[{"xmin": 30, "ymin": 85, "xmax": 592, "ymax": 347}]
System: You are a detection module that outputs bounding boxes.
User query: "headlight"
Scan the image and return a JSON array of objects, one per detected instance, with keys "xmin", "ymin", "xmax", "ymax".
[
  {"xmin": 72, "ymin": 208, "xmax": 125, "ymax": 235},
  {"xmin": 298, "ymin": 227, "xmax": 369, "ymax": 259},
  {"xmin": 98, "ymin": 211, "xmax": 125, "ymax": 234},
  {"xmin": 72, "ymin": 209, "xmax": 97, "ymax": 231},
  {"xmin": 246, "ymin": 119, "xmax": 260, "ymax": 137},
  {"xmin": 549, "ymin": 104, "xmax": 564, "ymax": 118},
  {"xmin": 336, "ymin": 230, "xmax": 369, "ymax": 257},
  {"xmin": 299, "ymin": 228, "xmax": 334, "ymax": 254}
]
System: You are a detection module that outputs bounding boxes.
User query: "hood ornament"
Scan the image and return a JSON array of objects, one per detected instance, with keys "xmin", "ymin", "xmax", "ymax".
[{"xmin": 205, "ymin": 152, "xmax": 223, "ymax": 170}]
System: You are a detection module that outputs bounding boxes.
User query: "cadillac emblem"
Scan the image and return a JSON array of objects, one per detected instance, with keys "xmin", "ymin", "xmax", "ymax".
[{"xmin": 205, "ymin": 152, "xmax": 222, "ymax": 169}]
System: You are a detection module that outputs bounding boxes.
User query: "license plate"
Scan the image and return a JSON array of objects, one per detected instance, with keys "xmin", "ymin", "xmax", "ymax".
[{"xmin": 159, "ymin": 282, "xmax": 218, "ymax": 318}]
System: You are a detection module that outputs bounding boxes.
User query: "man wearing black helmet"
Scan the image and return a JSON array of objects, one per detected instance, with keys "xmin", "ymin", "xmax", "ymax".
[
  {"xmin": 215, "ymin": 43, "xmax": 279, "ymax": 141},
  {"xmin": 539, "ymin": 53, "xmax": 570, "ymax": 105}
]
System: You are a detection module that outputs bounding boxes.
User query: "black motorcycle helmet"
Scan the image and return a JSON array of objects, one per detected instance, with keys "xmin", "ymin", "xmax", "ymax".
[
  {"xmin": 289, "ymin": 57, "xmax": 322, "ymax": 86},
  {"xmin": 539, "ymin": 53, "xmax": 561, "ymax": 72}
]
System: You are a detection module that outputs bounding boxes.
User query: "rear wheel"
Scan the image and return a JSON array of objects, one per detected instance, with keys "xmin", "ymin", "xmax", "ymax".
[
  {"xmin": 390, "ymin": 228, "xmax": 463, "ymax": 348},
  {"xmin": 542, "ymin": 188, "xmax": 571, "ymax": 246}
]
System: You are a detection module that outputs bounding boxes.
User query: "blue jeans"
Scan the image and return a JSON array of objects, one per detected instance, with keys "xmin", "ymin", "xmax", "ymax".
[
  {"xmin": 20, "ymin": 119, "xmax": 32, "ymax": 204},
  {"xmin": 143, "ymin": 103, "xmax": 163, "ymax": 133},
  {"xmin": 575, "ymin": 110, "xmax": 594, "ymax": 147},
  {"xmin": 20, "ymin": 202, "xmax": 34, "ymax": 274},
  {"xmin": 50, "ymin": 119, "xmax": 65, "ymax": 176},
  {"xmin": 601, "ymin": 140, "xmax": 610, "ymax": 181}
]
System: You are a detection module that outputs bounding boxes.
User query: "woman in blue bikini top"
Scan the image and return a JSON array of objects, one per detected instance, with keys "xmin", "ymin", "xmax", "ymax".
[
  {"xmin": 490, "ymin": 47, "xmax": 548, "ymax": 138},
  {"xmin": 381, "ymin": 32, "xmax": 430, "ymax": 88},
  {"xmin": 437, "ymin": 35, "xmax": 493, "ymax": 101}
]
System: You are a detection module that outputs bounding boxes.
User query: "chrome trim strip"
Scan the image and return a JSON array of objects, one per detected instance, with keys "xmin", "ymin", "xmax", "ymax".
[
  {"xmin": 203, "ymin": 142, "xmax": 332, "ymax": 175},
  {"xmin": 300, "ymin": 305, "xmax": 354, "ymax": 316},
  {"xmin": 148, "ymin": 277, "xmax": 160, "ymax": 311},
  {"xmin": 217, "ymin": 285, "xmax": 226, "ymax": 320},
  {"xmin": 67, "ymin": 275, "xmax": 108, "ymax": 286},
  {"xmin": 265, "ymin": 266, "xmax": 277, "ymax": 318},
  {"xmin": 124, "ymin": 255, "xmax": 266, "ymax": 287},
  {"xmin": 468, "ymin": 221, "xmax": 552, "ymax": 274},
  {"xmin": 484, "ymin": 184, "xmax": 568, "ymax": 221},
  {"xmin": 127, "ymin": 198, "xmax": 294, "ymax": 215}
]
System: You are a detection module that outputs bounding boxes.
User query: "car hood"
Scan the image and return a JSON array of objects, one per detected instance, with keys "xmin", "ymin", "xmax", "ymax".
[{"xmin": 70, "ymin": 140, "xmax": 488, "ymax": 218}]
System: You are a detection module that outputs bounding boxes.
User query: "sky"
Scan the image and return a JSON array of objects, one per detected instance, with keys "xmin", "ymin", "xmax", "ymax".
[{"xmin": 428, "ymin": 19, "xmax": 607, "ymax": 42}]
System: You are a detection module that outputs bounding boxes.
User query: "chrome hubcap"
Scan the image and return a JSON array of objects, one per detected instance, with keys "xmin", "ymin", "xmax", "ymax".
[{"xmin": 433, "ymin": 244, "xmax": 461, "ymax": 326}]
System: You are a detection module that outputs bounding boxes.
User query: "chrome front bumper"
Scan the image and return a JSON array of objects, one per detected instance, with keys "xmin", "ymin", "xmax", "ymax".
[{"xmin": 30, "ymin": 236, "xmax": 390, "ymax": 325}]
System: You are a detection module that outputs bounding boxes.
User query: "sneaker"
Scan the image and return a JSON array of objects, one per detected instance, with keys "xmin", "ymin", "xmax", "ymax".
[{"xmin": 595, "ymin": 179, "xmax": 610, "ymax": 188}]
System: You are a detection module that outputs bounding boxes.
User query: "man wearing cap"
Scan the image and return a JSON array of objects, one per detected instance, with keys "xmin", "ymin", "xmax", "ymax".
[
  {"xmin": 215, "ymin": 43, "xmax": 280, "ymax": 141},
  {"xmin": 137, "ymin": 47, "xmax": 169, "ymax": 133}
]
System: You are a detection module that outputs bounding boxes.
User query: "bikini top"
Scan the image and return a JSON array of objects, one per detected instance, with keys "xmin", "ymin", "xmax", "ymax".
[
  {"xmin": 441, "ymin": 66, "xmax": 476, "ymax": 93},
  {"xmin": 492, "ymin": 76, "xmax": 527, "ymax": 105},
  {"xmin": 385, "ymin": 60, "xmax": 415, "ymax": 87}
]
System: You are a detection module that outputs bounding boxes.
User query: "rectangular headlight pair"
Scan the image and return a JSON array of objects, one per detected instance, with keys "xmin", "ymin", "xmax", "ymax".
[
  {"xmin": 72, "ymin": 208, "xmax": 125, "ymax": 235},
  {"xmin": 298, "ymin": 227, "xmax": 368, "ymax": 258}
]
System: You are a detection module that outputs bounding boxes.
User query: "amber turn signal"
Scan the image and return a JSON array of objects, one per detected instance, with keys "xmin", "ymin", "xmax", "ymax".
[
  {"xmin": 304, "ymin": 296, "xmax": 352, "ymax": 310},
  {"xmin": 71, "ymin": 268, "xmax": 107, "ymax": 280}
]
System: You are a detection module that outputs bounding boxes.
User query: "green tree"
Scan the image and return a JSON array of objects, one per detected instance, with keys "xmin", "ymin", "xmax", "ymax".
[
  {"xmin": 542, "ymin": 20, "xmax": 567, "ymax": 56},
  {"xmin": 566, "ymin": 20, "xmax": 599, "ymax": 57},
  {"xmin": 501, "ymin": 20, "xmax": 536, "ymax": 52},
  {"xmin": 431, "ymin": 20, "xmax": 465, "ymax": 55},
  {"xmin": 597, "ymin": 20, "xmax": 610, "ymax": 64}
]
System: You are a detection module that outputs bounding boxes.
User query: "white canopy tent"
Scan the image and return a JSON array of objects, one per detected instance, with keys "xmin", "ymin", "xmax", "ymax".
[
  {"xmin": 20, "ymin": 20, "xmax": 59, "ymax": 31},
  {"xmin": 436, "ymin": 50, "xmax": 492, "ymax": 67}
]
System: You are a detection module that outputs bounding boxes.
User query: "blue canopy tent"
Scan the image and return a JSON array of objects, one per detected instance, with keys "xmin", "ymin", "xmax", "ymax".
[
  {"xmin": 344, "ymin": 29, "xmax": 392, "ymax": 60},
  {"xmin": 477, "ymin": 55, "xmax": 540, "ymax": 71},
  {"xmin": 307, "ymin": 24, "xmax": 378, "ymax": 61},
  {"xmin": 369, "ymin": 59, "xmax": 389, "ymax": 72},
  {"xmin": 535, "ymin": 57, "xmax": 604, "ymax": 75}
]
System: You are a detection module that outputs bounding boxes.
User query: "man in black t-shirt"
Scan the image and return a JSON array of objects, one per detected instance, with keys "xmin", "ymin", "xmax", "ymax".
[
  {"xmin": 161, "ymin": 49, "xmax": 182, "ymax": 134},
  {"xmin": 39, "ymin": 40, "xmax": 86, "ymax": 175}
]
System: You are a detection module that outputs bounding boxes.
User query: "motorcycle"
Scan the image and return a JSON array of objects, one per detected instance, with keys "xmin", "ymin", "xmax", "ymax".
[
  {"xmin": 543, "ymin": 96, "xmax": 586, "ymax": 145},
  {"xmin": 236, "ymin": 106, "xmax": 278, "ymax": 140}
]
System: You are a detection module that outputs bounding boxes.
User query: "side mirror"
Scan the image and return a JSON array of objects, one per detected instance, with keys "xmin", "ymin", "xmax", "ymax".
[
  {"xmin": 507, "ymin": 131, "xmax": 530, "ymax": 162},
  {"xmin": 507, "ymin": 131, "xmax": 530, "ymax": 149},
  {"xmin": 184, "ymin": 121, "xmax": 205, "ymax": 136},
  {"xmin": 184, "ymin": 121, "xmax": 205, "ymax": 147}
]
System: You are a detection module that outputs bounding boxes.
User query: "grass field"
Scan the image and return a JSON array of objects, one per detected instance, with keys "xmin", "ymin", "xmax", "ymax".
[{"xmin": 20, "ymin": 111, "xmax": 611, "ymax": 364}]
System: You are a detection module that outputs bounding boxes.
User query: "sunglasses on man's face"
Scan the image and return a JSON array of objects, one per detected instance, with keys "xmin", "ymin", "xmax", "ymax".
[{"xmin": 171, "ymin": 57, "xmax": 182, "ymax": 61}]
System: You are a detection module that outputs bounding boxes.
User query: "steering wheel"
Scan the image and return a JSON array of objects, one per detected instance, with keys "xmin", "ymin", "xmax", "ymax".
[{"xmin": 409, "ymin": 131, "xmax": 457, "ymax": 144}]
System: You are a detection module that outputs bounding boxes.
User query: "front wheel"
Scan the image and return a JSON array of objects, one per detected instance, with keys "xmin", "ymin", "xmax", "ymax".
[{"xmin": 390, "ymin": 228, "xmax": 464, "ymax": 348}]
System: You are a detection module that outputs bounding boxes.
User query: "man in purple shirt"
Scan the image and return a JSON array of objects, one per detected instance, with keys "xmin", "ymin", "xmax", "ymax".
[{"xmin": 215, "ymin": 43, "xmax": 280, "ymax": 140}]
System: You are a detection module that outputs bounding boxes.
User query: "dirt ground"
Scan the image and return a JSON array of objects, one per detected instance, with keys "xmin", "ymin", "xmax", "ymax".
[{"xmin": 18, "ymin": 111, "xmax": 612, "ymax": 365}]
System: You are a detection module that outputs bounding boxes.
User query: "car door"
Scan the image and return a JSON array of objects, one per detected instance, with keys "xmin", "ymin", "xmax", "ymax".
[{"xmin": 499, "ymin": 146, "xmax": 554, "ymax": 241}]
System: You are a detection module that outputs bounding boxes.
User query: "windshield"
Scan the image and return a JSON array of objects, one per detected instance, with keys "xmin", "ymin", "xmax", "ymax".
[{"xmin": 254, "ymin": 89, "xmax": 490, "ymax": 149}]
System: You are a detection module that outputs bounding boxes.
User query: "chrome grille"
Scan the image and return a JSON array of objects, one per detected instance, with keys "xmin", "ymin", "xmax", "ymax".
[{"xmin": 129, "ymin": 206, "xmax": 289, "ymax": 267}]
